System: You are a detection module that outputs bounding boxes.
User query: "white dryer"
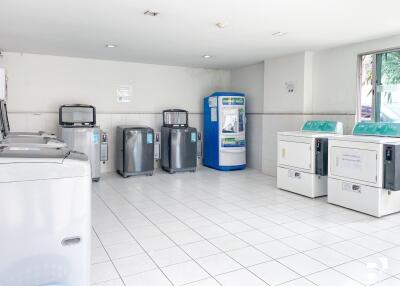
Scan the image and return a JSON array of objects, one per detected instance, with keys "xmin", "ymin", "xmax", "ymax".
[
  {"xmin": 277, "ymin": 120, "xmax": 343, "ymax": 198},
  {"xmin": 328, "ymin": 122, "xmax": 400, "ymax": 217},
  {"xmin": 0, "ymin": 146, "xmax": 91, "ymax": 286}
]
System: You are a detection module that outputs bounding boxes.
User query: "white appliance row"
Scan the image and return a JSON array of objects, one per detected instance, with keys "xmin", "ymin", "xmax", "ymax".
[{"xmin": 277, "ymin": 121, "xmax": 400, "ymax": 218}]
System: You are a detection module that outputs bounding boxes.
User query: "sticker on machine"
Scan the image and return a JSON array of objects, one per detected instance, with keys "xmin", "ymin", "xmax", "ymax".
[
  {"xmin": 209, "ymin": 97, "xmax": 217, "ymax": 107},
  {"xmin": 147, "ymin": 133, "xmax": 153, "ymax": 144},
  {"xmin": 342, "ymin": 182, "xmax": 361, "ymax": 193},
  {"xmin": 288, "ymin": 170, "xmax": 301, "ymax": 179},
  {"xmin": 211, "ymin": 107, "xmax": 217, "ymax": 122},
  {"xmin": 339, "ymin": 153, "xmax": 362, "ymax": 170},
  {"xmin": 93, "ymin": 132, "xmax": 100, "ymax": 144},
  {"xmin": 191, "ymin": 132, "xmax": 197, "ymax": 142}
]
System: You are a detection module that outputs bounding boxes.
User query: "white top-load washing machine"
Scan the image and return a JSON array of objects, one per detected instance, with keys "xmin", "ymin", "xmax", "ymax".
[
  {"xmin": 277, "ymin": 120, "xmax": 343, "ymax": 198},
  {"xmin": 0, "ymin": 146, "xmax": 92, "ymax": 286},
  {"xmin": 328, "ymin": 122, "xmax": 400, "ymax": 217},
  {"xmin": 0, "ymin": 101, "xmax": 65, "ymax": 148},
  {"xmin": 0, "ymin": 100, "xmax": 56, "ymax": 139}
]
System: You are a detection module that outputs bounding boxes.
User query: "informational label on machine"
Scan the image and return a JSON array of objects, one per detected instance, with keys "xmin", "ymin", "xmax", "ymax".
[
  {"xmin": 211, "ymin": 107, "xmax": 217, "ymax": 122},
  {"xmin": 339, "ymin": 153, "xmax": 362, "ymax": 170},
  {"xmin": 288, "ymin": 170, "xmax": 301, "ymax": 179},
  {"xmin": 191, "ymin": 132, "xmax": 197, "ymax": 142},
  {"xmin": 208, "ymin": 97, "xmax": 217, "ymax": 107},
  {"xmin": 222, "ymin": 97, "xmax": 244, "ymax": 105},
  {"xmin": 93, "ymin": 132, "xmax": 100, "ymax": 144},
  {"xmin": 342, "ymin": 182, "xmax": 361, "ymax": 193},
  {"xmin": 147, "ymin": 133, "xmax": 153, "ymax": 144},
  {"xmin": 117, "ymin": 85, "xmax": 132, "ymax": 103},
  {"xmin": 221, "ymin": 138, "xmax": 245, "ymax": 147}
]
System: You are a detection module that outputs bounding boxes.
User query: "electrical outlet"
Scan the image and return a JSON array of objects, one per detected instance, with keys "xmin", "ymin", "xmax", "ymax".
[{"xmin": 285, "ymin": 82, "xmax": 295, "ymax": 94}]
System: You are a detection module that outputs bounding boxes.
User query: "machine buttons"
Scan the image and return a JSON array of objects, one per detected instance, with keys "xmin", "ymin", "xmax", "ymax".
[
  {"xmin": 386, "ymin": 147, "xmax": 393, "ymax": 161},
  {"xmin": 316, "ymin": 139, "xmax": 321, "ymax": 152}
]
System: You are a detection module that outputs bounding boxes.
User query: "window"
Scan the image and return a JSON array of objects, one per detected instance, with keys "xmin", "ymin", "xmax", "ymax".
[{"xmin": 359, "ymin": 49, "xmax": 400, "ymax": 122}]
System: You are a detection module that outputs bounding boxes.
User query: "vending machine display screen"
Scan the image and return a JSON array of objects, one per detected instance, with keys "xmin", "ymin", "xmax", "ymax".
[{"xmin": 222, "ymin": 108, "xmax": 238, "ymax": 133}]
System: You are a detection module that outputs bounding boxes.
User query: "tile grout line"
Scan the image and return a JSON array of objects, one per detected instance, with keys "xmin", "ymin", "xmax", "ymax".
[
  {"xmin": 128, "ymin": 177, "xmax": 360, "ymax": 284},
  {"xmin": 137, "ymin": 176, "xmax": 400, "ymax": 285},
  {"xmin": 99, "ymin": 178, "xmax": 224, "ymax": 286},
  {"xmin": 97, "ymin": 172, "xmax": 400, "ymax": 285},
  {"xmin": 91, "ymin": 224, "xmax": 128, "ymax": 286},
  {"xmin": 108, "ymin": 175, "xmax": 313, "ymax": 285},
  {"xmin": 93, "ymin": 190, "xmax": 176, "ymax": 286}
]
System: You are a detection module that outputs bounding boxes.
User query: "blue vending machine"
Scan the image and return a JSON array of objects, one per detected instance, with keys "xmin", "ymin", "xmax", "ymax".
[{"xmin": 203, "ymin": 92, "xmax": 246, "ymax": 171}]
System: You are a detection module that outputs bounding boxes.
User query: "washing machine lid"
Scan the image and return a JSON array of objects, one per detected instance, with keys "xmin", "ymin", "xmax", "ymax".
[
  {"xmin": 0, "ymin": 146, "xmax": 70, "ymax": 163},
  {"xmin": 0, "ymin": 136, "xmax": 67, "ymax": 148},
  {"xmin": 278, "ymin": 131, "xmax": 339, "ymax": 138},
  {"xmin": 330, "ymin": 134, "xmax": 400, "ymax": 144},
  {"xmin": 5, "ymin": 131, "xmax": 57, "ymax": 139},
  {"xmin": 0, "ymin": 147, "xmax": 90, "ymax": 182},
  {"xmin": 119, "ymin": 125, "xmax": 153, "ymax": 130}
]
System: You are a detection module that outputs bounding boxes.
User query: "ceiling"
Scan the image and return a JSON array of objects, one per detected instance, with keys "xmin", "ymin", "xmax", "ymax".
[{"xmin": 0, "ymin": 0, "xmax": 399, "ymax": 69}]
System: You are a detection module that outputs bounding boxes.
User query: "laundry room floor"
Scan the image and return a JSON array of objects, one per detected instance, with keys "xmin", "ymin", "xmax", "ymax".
[{"xmin": 91, "ymin": 168, "xmax": 400, "ymax": 286}]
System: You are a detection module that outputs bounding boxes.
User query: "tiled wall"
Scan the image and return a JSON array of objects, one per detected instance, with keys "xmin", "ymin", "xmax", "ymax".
[
  {"xmin": 8, "ymin": 111, "xmax": 266, "ymax": 173},
  {"xmin": 8, "ymin": 112, "xmax": 203, "ymax": 174},
  {"xmin": 245, "ymin": 114, "xmax": 263, "ymax": 170},
  {"xmin": 8, "ymin": 111, "xmax": 354, "ymax": 176}
]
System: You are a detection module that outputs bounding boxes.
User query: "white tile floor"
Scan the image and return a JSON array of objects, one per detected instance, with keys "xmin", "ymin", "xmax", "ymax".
[{"xmin": 91, "ymin": 168, "xmax": 400, "ymax": 286}]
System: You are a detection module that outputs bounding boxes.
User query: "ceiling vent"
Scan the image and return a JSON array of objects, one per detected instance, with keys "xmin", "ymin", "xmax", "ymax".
[{"xmin": 144, "ymin": 10, "xmax": 159, "ymax": 17}]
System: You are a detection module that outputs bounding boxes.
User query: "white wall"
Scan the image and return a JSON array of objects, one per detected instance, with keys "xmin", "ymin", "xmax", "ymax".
[
  {"xmin": 261, "ymin": 52, "xmax": 308, "ymax": 175},
  {"xmin": 264, "ymin": 53, "xmax": 308, "ymax": 113},
  {"xmin": 260, "ymin": 34, "xmax": 400, "ymax": 176},
  {"xmin": 312, "ymin": 34, "xmax": 400, "ymax": 113},
  {"xmin": 0, "ymin": 52, "xmax": 231, "ymax": 173},
  {"xmin": 1, "ymin": 52, "xmax": 230, "ymax": 113},
  {"xmin": 231, "ymin": 63, "xmax": 264, "ymax": 114},
  {"xmin": 230, "ymin": 63, "xmax": 264, "ymax": 170}
]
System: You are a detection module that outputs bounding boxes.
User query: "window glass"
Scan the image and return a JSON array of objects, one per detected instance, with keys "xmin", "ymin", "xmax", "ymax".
[
  {"xmin": 376, "ymin": 51, "xmax": 400, "ymax": 122},
  {"xmin": 359, "ymin": 50, "xmax": 400, "ymax": 122},
  {"xmin": 360, "ymin": 54, "xmax": 374, "ymax": 121}
]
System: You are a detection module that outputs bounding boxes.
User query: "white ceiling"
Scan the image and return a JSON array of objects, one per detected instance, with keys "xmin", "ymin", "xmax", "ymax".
[{"xmin": 1, "ymin": 0, "xmax": 399, "ymax": 69}]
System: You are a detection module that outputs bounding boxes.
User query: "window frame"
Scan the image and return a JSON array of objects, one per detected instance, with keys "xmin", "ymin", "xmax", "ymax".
[{"xmin": 357, "ymin": 47, "xmax": 400, "ymax": 122}]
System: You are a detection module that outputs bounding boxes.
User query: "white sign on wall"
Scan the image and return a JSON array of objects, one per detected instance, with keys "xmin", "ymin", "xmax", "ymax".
[{"xmin": 117, "ymin": 85, "xmax": 132, "ymax": 103}]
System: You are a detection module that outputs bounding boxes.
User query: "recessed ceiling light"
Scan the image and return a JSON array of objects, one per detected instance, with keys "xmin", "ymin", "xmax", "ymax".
[
  {"xmin": 202, "ymin": 55, "xmax": 213, "ymax": 59},
  {"xmin": 216, "ymin": 22, "xmax": 227, "ymax": 29},
  {"xmin": 144, "ymin": 10, "xmax": 159, "ymax": 17},
  {"xmin": 272, "ymin": 32, "xmax": 288, "ymax": 37},
  {"xmin": 105, "ymin": 44, "xmax": 117, "ymax": 48}
]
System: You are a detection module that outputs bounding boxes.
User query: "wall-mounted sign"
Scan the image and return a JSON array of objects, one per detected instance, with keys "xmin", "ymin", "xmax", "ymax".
[{"xmin": 117, "ymin": 85, "xmax": 132, "ymax": 103}]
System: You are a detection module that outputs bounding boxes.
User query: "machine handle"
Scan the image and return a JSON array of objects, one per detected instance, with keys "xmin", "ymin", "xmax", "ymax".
[{"xmin": 61, "ymin": 236, "xmax": 81, "ymax": 246}]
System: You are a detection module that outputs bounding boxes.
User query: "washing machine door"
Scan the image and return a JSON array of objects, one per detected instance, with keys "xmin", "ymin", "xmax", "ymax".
[
  {"xmin": 124, "ymin": 128, "xmax": 154, "ymax": 173},
  {"xmin": 170, "ymin": 127, "xmax": 197, "ymax": 170}
]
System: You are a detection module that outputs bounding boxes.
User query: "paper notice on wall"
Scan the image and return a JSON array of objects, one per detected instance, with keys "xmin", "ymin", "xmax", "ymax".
[
  {"xmin": 211, "ymin": 107, "xmax": 217, "ymax": 122},
  {"xmin": 117, "ymin": 85, "xmax": 132, "ymax": 103}
]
